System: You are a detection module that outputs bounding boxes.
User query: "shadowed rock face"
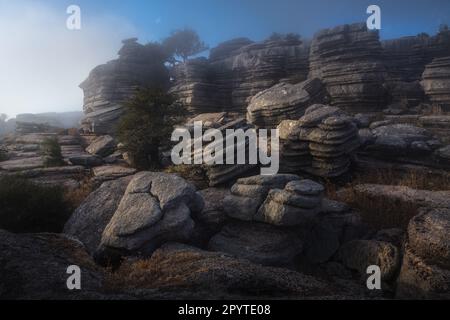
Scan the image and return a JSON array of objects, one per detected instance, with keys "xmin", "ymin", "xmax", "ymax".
[
  {"xmin": 382, "ymin": 36, "xmax": 431, "ymax": 83},
  {"xmin": 94, "ymin": 172, "xmax": 203, "ymax": 264},
  {"xmin": 110, "ymin": 243, "xmax": 362, "ymax": 299},
  {"xmin": 63, "ymin": 176, "xmax": 133, "ymax": 254},
  {"xmin": 277, "ymin": 105, "xmax": 360, "ymax": 178},
  {"xmin": 79, "ymin": 39, "xmax": 169, "ymax": 134},
  {"xmin": 208, "ymin": 221, "xmax": 304, "ymax": 267},
  {"xmin": 397, "ymin": 208, "xmax": 450, "ymax": 299},
  {"xmin": 0, "ymin": 230, "xmax": 105, "ymax": 299},
  {"xmin": 422, "ymin": 56, "xmax": 450, "ymax": 111},
  {"xmin": 309, "ymin": 23, "xmax": 387, "ymax": 113},
  {"xmin": 169, "ymin": 37, "xmax": 311, "ymax": 114}
]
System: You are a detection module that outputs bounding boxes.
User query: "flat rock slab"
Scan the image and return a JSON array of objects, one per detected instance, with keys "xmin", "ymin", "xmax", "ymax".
[
  {"xmin": 0, "ymin": 156, "xmax": 44, "ymax": 171},
  {"xmin": 93, "ymin": 165, "xmax": 137, "ymax": 182}
]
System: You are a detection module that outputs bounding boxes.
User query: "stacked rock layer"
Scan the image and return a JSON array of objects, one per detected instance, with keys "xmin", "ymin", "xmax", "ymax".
[
  {"xmin": 309, "ymin": 23, "xmax": 387, "ymax": 113},
  {"xmin": 421, "ymin": 56, "xmax": 450, "ymax": 111},
  {"xmin": 278, "ymin": 105, "xmax": 360, "ymax": 178},
  {"xmin": 80, "ymin": 39, "xmax": 169, "ymax": 134},
  {"xmin": 170, "ymin": 37, "xmax": 311, "ymax": 115},
  {"xmin": 246, "ymin": 78, "xmax": 326, "ymax": 128}
]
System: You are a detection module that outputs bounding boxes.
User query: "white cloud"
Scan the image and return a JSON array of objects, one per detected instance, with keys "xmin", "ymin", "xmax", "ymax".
[{"xmin": 0, "ymin": 1, "xmax": 138, "ymax": 117}]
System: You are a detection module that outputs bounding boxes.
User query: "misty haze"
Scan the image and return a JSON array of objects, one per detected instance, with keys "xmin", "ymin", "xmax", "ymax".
[{"xmin": 1, "ymin": 0, "xmax": 450, "ymax": 306}]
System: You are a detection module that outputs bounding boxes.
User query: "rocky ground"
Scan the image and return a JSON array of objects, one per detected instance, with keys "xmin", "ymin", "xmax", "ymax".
[{"xmin": 1, "ymin": 22, "xmax": 450, "ymax": 300}]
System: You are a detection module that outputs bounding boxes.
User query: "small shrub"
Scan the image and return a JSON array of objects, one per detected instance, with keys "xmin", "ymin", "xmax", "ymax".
[
  {"xmin": 0, "ymin": 146, "xmax": 8, "ymax": 161},
  {"xmin": 41, "ymin": 137, "xmax": 65, "ymax": 167},
  {"xmin": 0, "ymin": 176, "xmax": 71, "ymax": 233}
]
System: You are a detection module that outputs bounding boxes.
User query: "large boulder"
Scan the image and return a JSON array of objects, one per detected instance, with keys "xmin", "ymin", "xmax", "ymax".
[
  {"xmin": 397, "ymin": 208, "xmax": 450, "ymax": 299},
  {"xmin": 0, "ymin": 229, "xmax": 105, "ymax": 299},
  {"xmin": 63, "ymin": 176, "xmax": 132, "ymax": 254},
  {"xmin": 96, "ymin": 172, "xmax": 203, "ymax": 263}
]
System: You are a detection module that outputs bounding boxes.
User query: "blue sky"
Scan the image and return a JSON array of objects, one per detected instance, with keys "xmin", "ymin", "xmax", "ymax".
[
  {"xmin": 0, "ymin": 0, "xmax": 449, "ymax": 117},
  {"xmin": 50, "ymin": 0, "xmax": 450, "ymax": 45}
]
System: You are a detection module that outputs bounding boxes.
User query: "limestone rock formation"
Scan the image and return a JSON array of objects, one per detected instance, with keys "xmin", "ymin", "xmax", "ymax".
[
  {"xmin": 92, "ymin": 165, "xmax": 137, "ymax": 184},
  {"xmin": 255, "ymin": 179, "xmax": 324, "ymax": 226},
  {"xmin": 223, "ymin": 174, "xmax": 300, "ymax": 221},
  {"xmin": 418, "ymin": 115, "xmax": 450, "ymax": 144},
  {"xmin": 170, "ymin": 37, "xmax": 311, "ymax": 114},
  {"xmin": 80, "ymin": 38, "xmax": 169, "ymax": 134},
  {"xmin": 303, "ymin": 210, "xmax": 368, "ymax": 264},
  {"xmin": 246, "ymin": 78, "xmax": 326, "ymax": 128},
  {"xmin": 397, "ymin": 208, "xmax": 450, "ymax": 299},
  {"xmin": 187, "ymin": 117, "xmax": 258, "ymax": 186},
  {"xmin": 190, "ymin": 187, "xmax": 231, "ymax": 246},
  {"xmin": 369, "ymin": 124, "xmax": 435, "ymax": 154},
  {"xmin": 68, "ymin": 154, "xmax": 103, "ymax": 167},
  {"xmin": 95, "ymin": 172, "xmax": 203, "ymax": 263},
  {"xmin": 63, "ymin": 176, "xmax": 132, "ymax": 254},
  {"xmin": 278, "ymin": 105, "xmax": 360, "ymax": 177},
  {"xmin": 421, "ymin": 56, "xmax": 450, "ymax": 111},
  {"xmin": 382, "ymin": 36, "xmax": 431, "ymax": 82},
  {"xmin": 309, "ymin": 23, "xmax": 387, "ymax": 113}
]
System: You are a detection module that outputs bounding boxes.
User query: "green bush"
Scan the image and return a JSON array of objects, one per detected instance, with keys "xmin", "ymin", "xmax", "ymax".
[
  {"xmin": 0, "ymin": 146, "xmax": 8, "ymax": 162},
  {"xmin": 41, "ymin": 137, "xmax": 65, "ymax": 167},
  {"xmin": 117, "ymin": 88, "xmax": 186, "ymax": 170},
  {"xmin": 0, "ymin": 176, "xmax": 71, "ymax": 233}
]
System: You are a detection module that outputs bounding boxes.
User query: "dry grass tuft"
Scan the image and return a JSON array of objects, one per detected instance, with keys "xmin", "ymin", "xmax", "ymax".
[
  {"xmin": 64, "ymin": 177, "xmax": 95, "ymax": 212},
  {"xmin": 325, "ymin": 168, "xmax": 448, "ymax": 229},
  {"xmin": 105, "ymin": 250, "xmax": 213, "ymax": 292},
  {"xmin": 331, "ymin": 185, "xmax": 419, "ymax": 229},
  {"xmin": 351, "ymin": 168, "xmax": 450, "ymax": 191}
]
